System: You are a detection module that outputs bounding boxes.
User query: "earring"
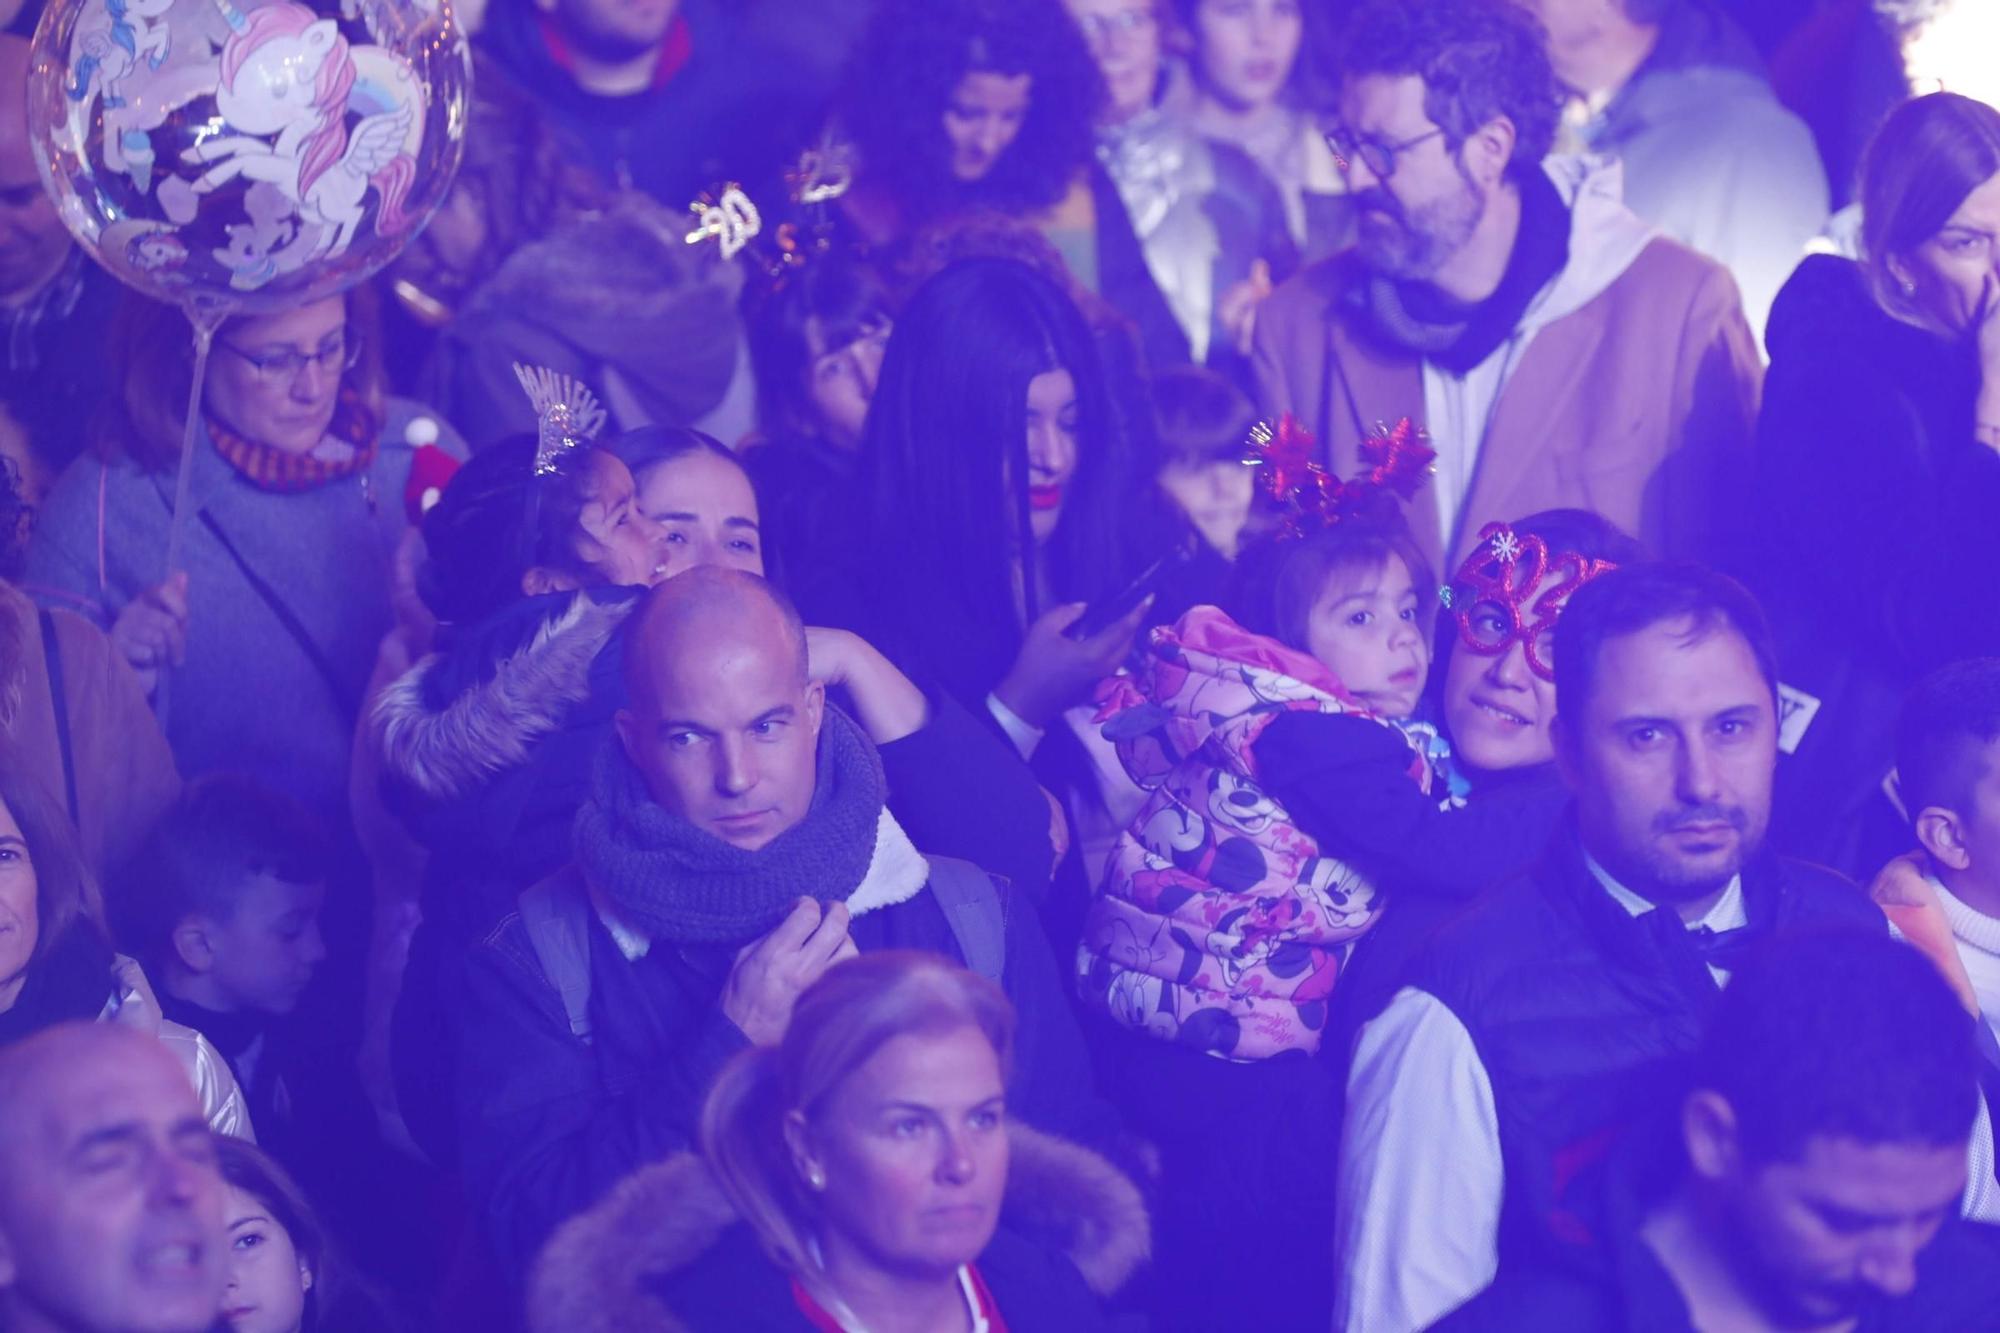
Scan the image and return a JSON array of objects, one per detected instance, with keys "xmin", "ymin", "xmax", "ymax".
[
  {"xmin": 1901, "ymin": 278, "xmax": 1917, "ymax": 296},
  {"xmin": 808, "ymin": 1167, "xmax": 826, "ymax": 1191}
]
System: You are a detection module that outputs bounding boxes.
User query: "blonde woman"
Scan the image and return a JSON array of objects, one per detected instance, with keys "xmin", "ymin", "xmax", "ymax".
[{"xmin": 528, "ymin": 952, "xmax": 1149, "ymax": 1332}]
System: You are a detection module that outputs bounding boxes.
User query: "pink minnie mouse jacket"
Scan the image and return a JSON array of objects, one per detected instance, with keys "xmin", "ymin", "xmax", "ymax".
[{"xmin": 1079, "ymin": 606, "xmax": 1434, "ymax": 1061}]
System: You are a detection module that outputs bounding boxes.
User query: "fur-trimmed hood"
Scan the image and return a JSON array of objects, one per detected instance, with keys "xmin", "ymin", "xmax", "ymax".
[
  {"xmin": 525, "ymin": 1122, "xmax": 1150, "ymax": 1333},
  {"xmin": 372, "ymin": 590, "xmax": 634, "ymax": 803}
]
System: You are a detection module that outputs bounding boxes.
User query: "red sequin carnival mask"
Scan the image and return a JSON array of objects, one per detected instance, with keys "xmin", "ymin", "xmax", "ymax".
[{"xmin": 1445, "ymin": 523, "xmax": 1616, "ymax": 682}]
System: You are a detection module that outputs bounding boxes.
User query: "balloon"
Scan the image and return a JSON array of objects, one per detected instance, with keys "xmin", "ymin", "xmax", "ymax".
[{"xmin": 25, "ymin": 0, "xmax": 473, "ymax": 313}]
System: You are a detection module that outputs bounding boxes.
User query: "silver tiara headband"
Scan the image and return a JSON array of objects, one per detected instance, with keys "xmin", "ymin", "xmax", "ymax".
[{"xmin": 512, "ymin": 363, "xmax": 608, "ymax": 476}]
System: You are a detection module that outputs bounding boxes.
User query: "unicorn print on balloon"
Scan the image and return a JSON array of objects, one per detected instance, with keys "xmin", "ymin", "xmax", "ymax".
[
  {"xmin": 67, "ymin": 0, "xmax": 177, "ymax": 108},
  {"xmin": 156, "ymin": 0, "xmax": 422, "ymax": 290},
  {"xmin": 65, "ymin": 0, "xmax": 184, "ymax": 191}
]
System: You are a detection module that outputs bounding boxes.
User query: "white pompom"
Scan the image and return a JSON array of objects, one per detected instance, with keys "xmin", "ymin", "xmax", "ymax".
[{"xmin": 404, "ymin": 417, "xmax": 440, "ymax": 448}]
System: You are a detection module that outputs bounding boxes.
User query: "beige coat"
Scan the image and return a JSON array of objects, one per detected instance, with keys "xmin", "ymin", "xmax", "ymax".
[{"xmin": 1251, "ymin": 157, "xmax": 1763, "ymax": 576}]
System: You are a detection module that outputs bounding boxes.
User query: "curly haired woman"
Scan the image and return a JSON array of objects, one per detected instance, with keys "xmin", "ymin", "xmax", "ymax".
[{"xmin": 836, "ymin": 0, "xmax": 1191, "ymax": 370}]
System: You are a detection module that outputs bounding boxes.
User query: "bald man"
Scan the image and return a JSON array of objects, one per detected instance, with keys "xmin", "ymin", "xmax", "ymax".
[
  {"xmin": 0, "ymin": 34, "xmax": 120, "ymax": 479},
  {"xmin": 0, "ymin": 1023, "xmax": 227, "ymax": 1333},
  {"xmin": 454, "ymin": 569, "xmax": 1102, "ymax": 1270}
]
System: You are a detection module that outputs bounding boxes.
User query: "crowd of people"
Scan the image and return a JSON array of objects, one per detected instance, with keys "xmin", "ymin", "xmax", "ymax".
[{"xmin": 0, "ymin": 0, "xmax": 1996, "ymax": 1329}]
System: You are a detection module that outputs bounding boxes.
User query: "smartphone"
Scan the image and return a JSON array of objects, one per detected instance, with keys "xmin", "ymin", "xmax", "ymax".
[{"xmin": 1063, "ymin": 541, "xmax": 1191, "ymax": 641}]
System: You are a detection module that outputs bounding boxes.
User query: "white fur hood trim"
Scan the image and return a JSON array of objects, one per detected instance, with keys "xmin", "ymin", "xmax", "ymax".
[
  {"xmin": 525, "ymin": 1122, "xmax": 1150, "ymax": 1333},
  {"xmin": 371, "ymin": 593, "xmax": 632, "ymax": 802}
]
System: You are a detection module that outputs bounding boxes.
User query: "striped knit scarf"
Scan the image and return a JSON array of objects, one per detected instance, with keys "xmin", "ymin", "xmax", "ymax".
[{"xmin": 207, "ymin": 388, "xmax": 380, "ymax": 493}]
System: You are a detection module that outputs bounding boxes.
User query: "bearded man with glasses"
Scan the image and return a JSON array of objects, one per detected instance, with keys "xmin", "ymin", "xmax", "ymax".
[{"xmin": 1252, "ymin": 0, "xmax": 1762, "ymax": 584}]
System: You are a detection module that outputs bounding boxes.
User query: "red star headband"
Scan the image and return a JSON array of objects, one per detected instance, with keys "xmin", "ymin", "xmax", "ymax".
[
  {"xmin": 1444, "ymin": 522, "xmax": 1616, "ymax": 682},
  {"xmin": 1243, "ymin": 414, "xmax": 1435, "ymax": 537}
]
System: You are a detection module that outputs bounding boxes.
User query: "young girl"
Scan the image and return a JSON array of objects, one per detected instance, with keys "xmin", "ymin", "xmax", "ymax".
[
  {"xmin": 215, "ymin": 1137, "xmax": 403, "ymax": 1333},
  {"xmin": 1146, "ymin": 364, "xmax": 1264, "ymax": 564},
  {"xmin": 1074, "ymin": 500, "xmax": 1436, "ymax": 1333},
  {"xmin": 1082, "ymin": 510, "xmax": 1439, "ymax": 1062}
]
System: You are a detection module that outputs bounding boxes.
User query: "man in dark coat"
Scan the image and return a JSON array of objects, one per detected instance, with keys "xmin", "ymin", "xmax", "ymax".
[
  {"xmin": 454, "ymin": 568, "xmax": 1099, "ymax": 1268},
  {"xmin": 1334, "ymin": 563, "xmax": 1886, "ymax": 1332},
  {"xmin": 1441, "ymin": 930, "xmax": 2000, "ymax": 1332}
]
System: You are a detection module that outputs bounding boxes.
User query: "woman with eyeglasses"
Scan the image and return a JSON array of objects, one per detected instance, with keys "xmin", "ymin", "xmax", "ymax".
[{"xmin": 22, "ymin": 288, "xmax": 464, "ymax": 833}]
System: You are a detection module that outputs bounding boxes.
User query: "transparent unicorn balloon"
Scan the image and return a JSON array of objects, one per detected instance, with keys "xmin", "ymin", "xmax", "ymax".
[{"xmin": 27, "ymin": 0, "xmax": 472, "ymax": 313}]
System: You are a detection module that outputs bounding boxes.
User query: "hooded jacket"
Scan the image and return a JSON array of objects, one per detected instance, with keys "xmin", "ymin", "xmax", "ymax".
[
  {"xmin": 1081, "ymin": 607, "xmax": 1432, "ymax": 1060},
  {"xmin": 525, "ymin": 1122, "xmax": 1148, "ymax": 1333},
  {"xmin": 1253, "ymin": 154, "xmax": 1761, "ymax": 575},
  {"xmin": 420, "ymin": 202, "xmax": 745, "ymax": 451}
]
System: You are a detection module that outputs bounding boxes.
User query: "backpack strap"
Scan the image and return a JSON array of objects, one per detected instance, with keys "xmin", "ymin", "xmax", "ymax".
[
  {"xmin": 924, "ymin": 856, "xmax": 1007, "ymax": 984},
  {"xmin": 519, "ymin": 878, "xmax": 594, "ymax": 1044},
  {"xmin": 37, "ymin": 609, "xmax": 79, "ymax": 828}
]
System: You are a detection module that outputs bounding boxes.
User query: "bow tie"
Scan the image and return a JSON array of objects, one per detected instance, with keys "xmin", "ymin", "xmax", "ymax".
[{"xmin": 1641, "ymin": 906, "xmax": 1758, "ymax": 976}]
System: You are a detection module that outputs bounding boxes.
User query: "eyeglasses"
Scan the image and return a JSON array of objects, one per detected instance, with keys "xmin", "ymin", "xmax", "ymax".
[
  {"xmin": 1322, "ymin": 125, "xmax": 1446, "ymax": 180},
  {"xmin": 219, "ymin": 332, "xmax": 361, "ymax": 385}
]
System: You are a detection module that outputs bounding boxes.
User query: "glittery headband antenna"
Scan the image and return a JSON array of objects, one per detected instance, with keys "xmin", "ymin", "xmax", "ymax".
[
  {"xmin": 685, "ymin": 182, "xmax": 763, "ymax": 262},
  {"xmin": 1244, "ymin": 414, "xmax": 1436, "ymax": 536},
  {"xmin": 511, "ymin": 363, "xmax": 607, "ymax": 476}
]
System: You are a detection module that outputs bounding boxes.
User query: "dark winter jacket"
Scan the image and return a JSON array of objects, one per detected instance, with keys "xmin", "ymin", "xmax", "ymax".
[
  {"xmin": 375, "ymin": 588, "xmax": 638, "ymax": 942},
  {"xmin": 1409, "ymin": 829, "xmax": 1884, "ymax": 1265},
  {"xmin": 376, "ymin": 590, "xmax": 1060, "ymax": 940},
  {"xmin": 525, "ymin": 1122, "xmax": 1148, "ymax": 1333},
  {"xmin": 1744, "ymin": 254, "xmax": 2000, "ymax": 877},
  {"xmin": 1438, "ymin": 1117, "xmax": 2000, "ymax": 1332},
  {"xmin": 456, "ymin": 778, "xmax": 1096, "ymax": 1268}
]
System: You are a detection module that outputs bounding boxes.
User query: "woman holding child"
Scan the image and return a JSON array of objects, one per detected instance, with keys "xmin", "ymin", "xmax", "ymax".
[{"xmin": 1077, "ymin": 487, "xmax": 1638, "ymax": 1332}]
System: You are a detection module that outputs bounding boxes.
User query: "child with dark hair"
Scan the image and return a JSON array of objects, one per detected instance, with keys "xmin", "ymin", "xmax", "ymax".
[
  {"xmin": 739, "ymin": 256, "xmax": 893, "ymax": 607},
  {"xmin": 115, "ymin": 774, "xmax": 438, "ymax": 1300},
  {"xmin": 118, "ymin": 774, "xmax": 331, "ymax": 1040},
  {"xmin": 1878, "ymin": 660, "xmax": 2000, "ymax": 1070},
  {"xmin": 1083, "ymin": 497, "xmax": 1638, "ymax": 1331},
  {"xmin": 1145, "ymin": 364, "xmax": 1263, "ymax": 563},
  {"xmin": 215, "ymin": 1137, "xmax": 408, "ymax": 1333}
]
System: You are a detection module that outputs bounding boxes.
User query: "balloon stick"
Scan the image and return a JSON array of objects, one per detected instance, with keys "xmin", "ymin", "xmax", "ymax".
[
  {"xmin": 162, "ymin": 296, "xmax": 230, "ymax": 581},
  {"xmin": 157, "ymin": 295, "xmax": 229, "ymax": 726}
]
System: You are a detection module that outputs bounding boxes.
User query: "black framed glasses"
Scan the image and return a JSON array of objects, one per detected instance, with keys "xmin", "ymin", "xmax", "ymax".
[
  {"xmin": 219, "ymin": 332, "xmax": 361, "ymax": 385},
  {"xmin": 1322, "ymin": 125, "xmax": 1446, "ymax": 179}
]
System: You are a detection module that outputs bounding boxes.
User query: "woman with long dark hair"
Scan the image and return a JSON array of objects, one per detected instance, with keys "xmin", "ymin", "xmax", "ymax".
[
  {"xmin": 1748, "ymin": 91, "xmax": 2000, "ymax": 877},
  {"xmin": 855, "ymin": 256, "xmax": 1168, "ymax": 751},
  {"xmin": 838, "ymin": 0, "xmax": 1191, "ymax": 370}
]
